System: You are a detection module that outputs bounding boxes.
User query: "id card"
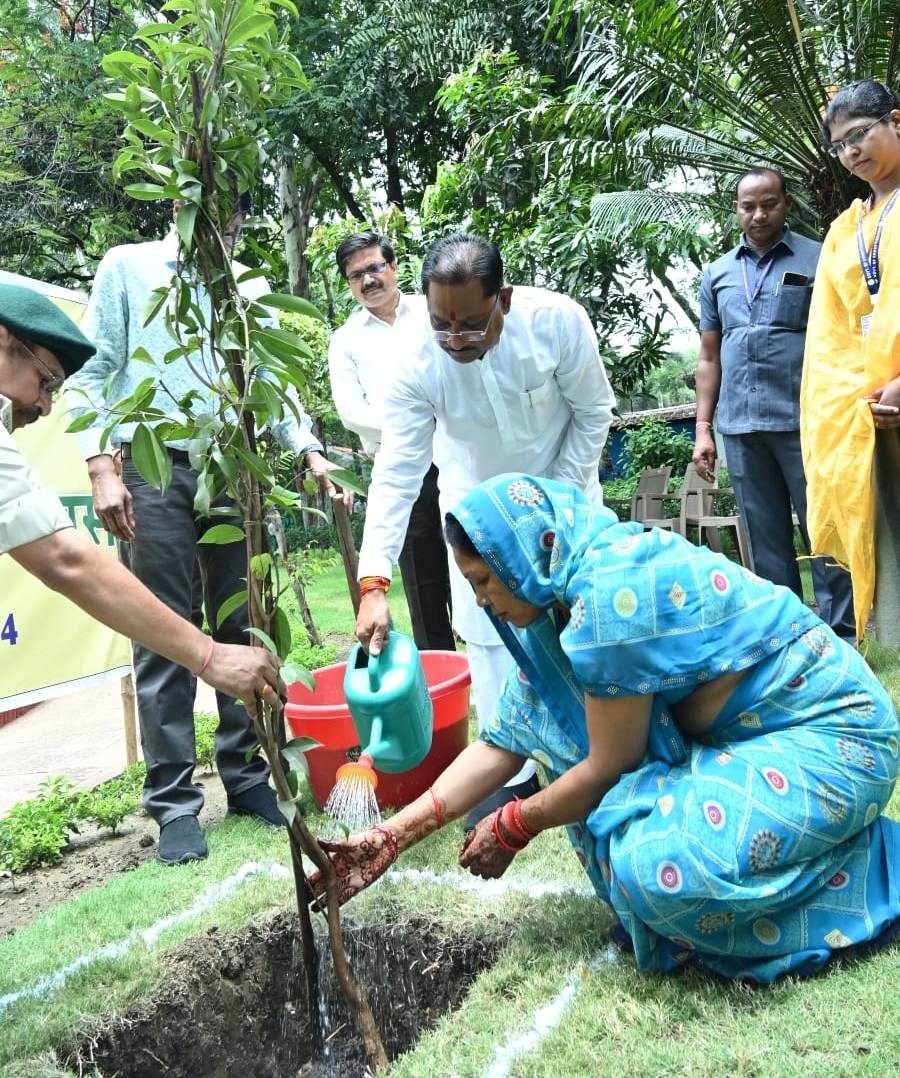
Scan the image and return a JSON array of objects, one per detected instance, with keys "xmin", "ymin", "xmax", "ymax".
[{"xmin": 861, "ymin": 312, "xmax": 873, "ymax": 338}]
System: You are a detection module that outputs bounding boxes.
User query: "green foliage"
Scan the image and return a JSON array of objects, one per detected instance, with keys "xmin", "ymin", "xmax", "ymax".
[
  {"xmin": 621, "ymin": 418, "xmax": 694, "ymax": 479},
  {"xmin": 549, "ymin": 0, "xmax": 898, "ymax": 238},
  {"xmin": 644, "ymin": 349, "xmax": 698, "ymax": 406},
  {"xmin": 286, "ymin": 635, "xmax": 338, "ymax": 673},
  {"xmin": 0, "ymin": 778, "xmax": 79, "ymax": 873},
  {"xmin": 0, "ymin": 0, "xmax": 171, "ymax": 285},
  {"xmin": 194, "ymin": 710, "xmax": 220, "ymax": 773},
  {"xmin": 0, "ymin": 766, "xmax": 147, "ymax": 872}
]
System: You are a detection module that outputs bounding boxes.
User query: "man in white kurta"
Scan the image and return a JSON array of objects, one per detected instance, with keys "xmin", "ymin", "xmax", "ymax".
[
  {"xmin": 328, "ymin": 231, "xmax": 454, "ymax": 651},
  {"xmin": 355, "ymin": 233, "xmax": 615, "ymax": 816}
]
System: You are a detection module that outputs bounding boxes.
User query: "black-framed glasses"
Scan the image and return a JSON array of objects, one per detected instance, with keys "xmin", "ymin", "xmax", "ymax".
[
  {"xmin": 431, "ymin": 294, "xmax": 501, "ymax": 344},
  {"xmin": 826, "ymin": 112, "xmax": 891, "ymax": 157},
  {"xmin": 347, "ymin": 260, "xmax": 388, "ymax": 284},
  {"xmin": 22, "ymin": 342, "xmax": 65, "ymax": 401}
]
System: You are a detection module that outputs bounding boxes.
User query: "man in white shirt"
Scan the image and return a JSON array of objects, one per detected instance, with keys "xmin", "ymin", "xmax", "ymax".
[
  {"xmin": 66, "ymin": 198, "xmax": 344, "ymax": 865},
  {"xmin": 0, "ymin": 283, "xmax": 283, "ymax": 718},
  {"xmin": 355, "ymin": 233, "xmax": 616, "ymax": 824},
  {"xmin": 328, "ymin": 232, "xmax": 454, "ymax": 651}
]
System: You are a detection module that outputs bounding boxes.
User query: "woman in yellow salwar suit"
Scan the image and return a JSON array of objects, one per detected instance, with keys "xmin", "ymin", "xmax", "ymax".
[{"xmin": 802, "ymin": 79, "xmax": 900, "ymax": 645}]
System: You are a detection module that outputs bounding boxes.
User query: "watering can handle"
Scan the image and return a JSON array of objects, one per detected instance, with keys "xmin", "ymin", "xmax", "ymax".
[{"xmin": 367, "ymin": 616, "xmax": 395, "ymax": 691}]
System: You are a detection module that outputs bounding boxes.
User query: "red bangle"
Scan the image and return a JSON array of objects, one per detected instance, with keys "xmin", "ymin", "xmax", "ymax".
[
  {"xmin": 194, "ymin": 636, "xmax": 215, "ymax": 678},
  {"xmin": 372, "ymin": 824, "xmax": 400, "ymax": 863},
  {"xmin": 491, "ymin": 808, "xmax": 526, "ymax": 853},
  {"xmin": 504, "ymin": 799, "xmax": 538, "ymax": 844},
  {"xmin": 499, "ymin": 800, "xmax": 536, "ymax": 848},
  {"xmin": 428, "ymin": 786, "xmax": 445, "ymax": 829}
]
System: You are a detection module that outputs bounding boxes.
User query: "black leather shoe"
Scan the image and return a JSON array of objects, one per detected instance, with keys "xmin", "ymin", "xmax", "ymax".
[
  {"xmin": 158, "ymin": 815, "xmax": 208, "ymax": 865},
  {"xmin": 463, "ymin": 773, "xmax": 542, "ymax": 835},
  {"xmin": 227, "ymin": 783, "xmax": 285, "ymax": 827}
]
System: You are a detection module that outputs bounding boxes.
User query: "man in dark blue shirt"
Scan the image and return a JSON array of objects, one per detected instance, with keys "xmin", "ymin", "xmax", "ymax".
[{"xmin": 693, "ymin": 167, "xmax": 854, "ymax": 639}]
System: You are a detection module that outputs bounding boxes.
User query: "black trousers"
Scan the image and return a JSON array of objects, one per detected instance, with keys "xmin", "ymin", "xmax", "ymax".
[
  {"xmin": 120, "ymin": 456, "xmax": 269, "ymax": 825},
  {"xmin": 397, "ymin": 463, "xmax": 455, "ymax": 651}
]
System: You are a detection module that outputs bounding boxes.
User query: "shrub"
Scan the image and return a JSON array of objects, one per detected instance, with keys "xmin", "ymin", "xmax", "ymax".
[
  {"xmin": 194, "ymin": 710, "xmax": 219, "ymax": 773},
  {"xmin": 0, "ymin": 765, "xmax": 150, "ymax": 871},
  {"xmin": 621, "ymin": 417, "xmax": 693, "ymax": 479}
]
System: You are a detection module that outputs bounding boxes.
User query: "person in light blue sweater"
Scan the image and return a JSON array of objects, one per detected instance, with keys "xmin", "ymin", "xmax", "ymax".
[{"xmin": 67, "ymin": 200, "xmax": 346, "ymax": 865}]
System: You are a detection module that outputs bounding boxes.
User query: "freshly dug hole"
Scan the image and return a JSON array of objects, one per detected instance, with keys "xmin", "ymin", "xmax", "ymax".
[{"xmin": 63, "ymin": 910, "xmax": 501, "ymax": 1077}]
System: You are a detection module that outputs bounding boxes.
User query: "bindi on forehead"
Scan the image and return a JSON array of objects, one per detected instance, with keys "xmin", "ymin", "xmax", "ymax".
[{"xmin": 449, "ymin": 310, "xmax": 456, "ymax": 321}]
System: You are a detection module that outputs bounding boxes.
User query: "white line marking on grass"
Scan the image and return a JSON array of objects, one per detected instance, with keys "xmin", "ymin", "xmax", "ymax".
[
  {"xmin": 0, "ymin": 860, "xmax": 291, "ymax": 1016},
  {"xmin": 386, "ymin": 867, "xmax": 594, "ymax": 899},
  {"xmin": 484, "ymin": 945, "xmax": 618, "ymax": 1078}
]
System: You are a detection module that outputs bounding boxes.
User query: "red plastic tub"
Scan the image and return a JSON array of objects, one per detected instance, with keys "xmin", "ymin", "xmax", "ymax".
[{"xmin": 285, "ymin": 650, "xmax": 471, "ymax": 810}]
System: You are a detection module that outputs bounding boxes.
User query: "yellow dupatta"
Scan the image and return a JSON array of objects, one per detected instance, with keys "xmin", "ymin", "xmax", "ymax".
[{"xmin": 801, "ymin": 196, "xmax": 900, "ymax": 640}]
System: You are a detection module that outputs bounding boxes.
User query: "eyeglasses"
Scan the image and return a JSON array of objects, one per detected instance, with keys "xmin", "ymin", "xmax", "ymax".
[
  {"xmin": 22, "ymin": 342, "xmax": 65, "ymax": 401},
  {"xmin": 431, "ymin": 294, "xmax": 501, "ymax": 344},
  {"xmin": 347, "ymin": 260, "xmax": 388, "ymax": 284},
  {"xmin": 826, "ymin": 112, "xmax": 891, "ymax": 157}
]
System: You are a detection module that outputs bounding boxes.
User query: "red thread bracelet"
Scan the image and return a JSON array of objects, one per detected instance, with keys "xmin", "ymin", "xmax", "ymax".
[
  {"xmin": 428, "ymin": 786, "xmax": 445, "ymax": 829},
  {"xmin": 194, "ymin": 636, "xmax": 215, "ymax": 678}
]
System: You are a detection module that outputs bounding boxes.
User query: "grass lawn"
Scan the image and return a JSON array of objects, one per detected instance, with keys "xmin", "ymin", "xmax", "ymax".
[{"xmin": 1, "ymin": 566, "xmax": 898, "ymax": 1076}]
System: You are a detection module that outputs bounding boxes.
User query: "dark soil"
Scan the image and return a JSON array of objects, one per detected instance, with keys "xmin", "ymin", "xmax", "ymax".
[{"xmin": 61, "ymin": 911, "xmax": 501, "ymax": 1077}]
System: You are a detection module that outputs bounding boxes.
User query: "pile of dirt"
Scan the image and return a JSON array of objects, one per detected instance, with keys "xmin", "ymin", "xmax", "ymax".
[{"xmin": 62, "ymin": 911, "xmax": 501, "ymax": 1077}]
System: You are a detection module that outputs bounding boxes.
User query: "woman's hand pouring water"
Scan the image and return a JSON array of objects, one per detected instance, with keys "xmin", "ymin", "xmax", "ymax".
[{"xmin": 308, "ymin": 825, "xmax": 400, "ymax": 909}]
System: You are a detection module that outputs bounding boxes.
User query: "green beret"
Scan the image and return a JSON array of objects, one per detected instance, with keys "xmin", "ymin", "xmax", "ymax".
[{"xmin": 0, "ymin": 283, "xmax": 96, "ymax": 376}]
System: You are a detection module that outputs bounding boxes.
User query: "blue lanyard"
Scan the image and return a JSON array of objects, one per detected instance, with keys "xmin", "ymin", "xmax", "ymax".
[
  {"xmin": 856, "ymin": 189, "xmax": 899, "ymax": 296},
  {"xmin": 740, "ymin": 251, "xmax": 776, "ymax": 309}
]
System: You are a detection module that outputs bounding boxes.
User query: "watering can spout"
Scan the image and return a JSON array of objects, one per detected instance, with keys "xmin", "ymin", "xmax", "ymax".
[{"xmin": 343, "ymin": 631, "xmax": 433, "ymax": 774}]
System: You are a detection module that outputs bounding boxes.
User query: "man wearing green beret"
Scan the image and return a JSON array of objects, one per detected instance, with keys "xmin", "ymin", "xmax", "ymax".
[{"xmin": 0, "ymin": 283, "xmax": 285, "ymax": 861}]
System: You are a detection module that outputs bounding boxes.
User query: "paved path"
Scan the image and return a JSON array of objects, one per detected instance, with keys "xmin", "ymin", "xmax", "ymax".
[{"xmin": 0, "ymin": 678, "xmax": 217, "ymax": 814}]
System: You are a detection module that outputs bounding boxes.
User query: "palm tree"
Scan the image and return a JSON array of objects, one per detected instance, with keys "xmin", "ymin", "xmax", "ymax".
[{"xmin": 547, "ymin": 0, "xmax": 900, "ymax": 243}]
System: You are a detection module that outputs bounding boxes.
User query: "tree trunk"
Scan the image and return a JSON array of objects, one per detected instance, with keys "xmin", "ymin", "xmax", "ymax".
[
  {"xmin": 384, "ymin": 127, "xmax": 404, "ymax": 210},
  {"xmin": 280, "ymin": 153, "xmax": 324, "ymax": 299}
]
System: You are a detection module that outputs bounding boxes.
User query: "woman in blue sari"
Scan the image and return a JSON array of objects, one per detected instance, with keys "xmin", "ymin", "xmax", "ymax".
[{"xmin": 310, "ymin": 474, "xmax": 899, "ymax": 983}]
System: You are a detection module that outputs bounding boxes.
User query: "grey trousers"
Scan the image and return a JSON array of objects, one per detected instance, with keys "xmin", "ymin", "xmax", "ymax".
[
  {"xmin": 722, "ymin": 430, "xmax": 855, "ymax": 640},
  {"xmin": 121, "ymin": 456, "xmax": 269, "ymax": 825}
]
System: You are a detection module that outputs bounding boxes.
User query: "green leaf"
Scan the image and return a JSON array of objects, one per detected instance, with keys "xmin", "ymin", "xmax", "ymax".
[
  {"xmin": 284, "ymin": 735, "xmax": 322, "ymax": 756},
  {"xmin": 227, "ymin": 14, "xmax": 273, "ymax": 47},
  {"xmin": 131, "ymin": 424, "xmax": 172, "ymax": 493},
  {"xmin": 255, "ymin": 292, "xmax": 324, "ymax": 320},
  {"xmin": 273, "ymin": 605, "xmax": 293, "ymax": 660},
  {"xmin": 286, "ymin": 769, "xmax": 299, "ymax": 796},
  {"xmin": 199, "ymin": 89, "xmax": 220, "ymax": 127},
  {"xmin": 246, "ymin": 626, "xmax": 278, "ymax": 654},
  {"xmin": 249, "ymin": 552, "xmax": 273, "ymax": 581},
  {"xmin": 216, "ymin": 590, "xmax": 248, "ymax": 629},
  {"xmin": 129, "ymin": 346, "xmax": 157, "ymax": 365},
  {"xmin": 324, "ymin": 467, "xmax": 367, "ymax": 497},
  {"xmin": 175, "ymin": 202, "xmax": 198, "ymax": 250},
  {"xmin": 65, "ymin": 411, "xmax": 99, "ymax": 433},
  {"xmin": 198, "ymin": 523, "xmax": 244, "ymax": 545},
  {"xmin": 281, "ymin": 664, "xmax": 316, "ymax": 691},
  {"xmin": 124, "ymin": 182, "xmax": 166, "ymax": 201},
  {"xmin": 142, "ymin": 286, "xmax": 169, "ymax": 328},
  {"xmin": 277, "ymin": 798, "xmax": 297, "ymax": 824},
  {"xmin": 244, "ymin": 745, "xmax": 260, "ymax": 764}
]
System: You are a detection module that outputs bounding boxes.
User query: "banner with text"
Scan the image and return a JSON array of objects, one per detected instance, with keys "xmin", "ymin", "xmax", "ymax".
[{"xmin": 0, "ymin": 271, "xmax": 131, "ymax": 709}]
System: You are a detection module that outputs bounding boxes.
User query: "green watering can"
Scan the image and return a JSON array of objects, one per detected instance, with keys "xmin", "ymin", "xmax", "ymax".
[{"xmin": 343, "ymin": 629, "xmax": 433, "ymax": 774}]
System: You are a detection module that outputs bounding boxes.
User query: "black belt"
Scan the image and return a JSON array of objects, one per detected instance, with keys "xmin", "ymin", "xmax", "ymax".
[{"xmin": 119, "ymin": 442, "xmax": 192, "ymax": 465}]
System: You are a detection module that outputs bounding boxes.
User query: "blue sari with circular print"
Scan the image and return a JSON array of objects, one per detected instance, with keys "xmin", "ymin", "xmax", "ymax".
[{"xmin": 453, "ymin": 474, "xmax": 899, "ymax": 982}]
